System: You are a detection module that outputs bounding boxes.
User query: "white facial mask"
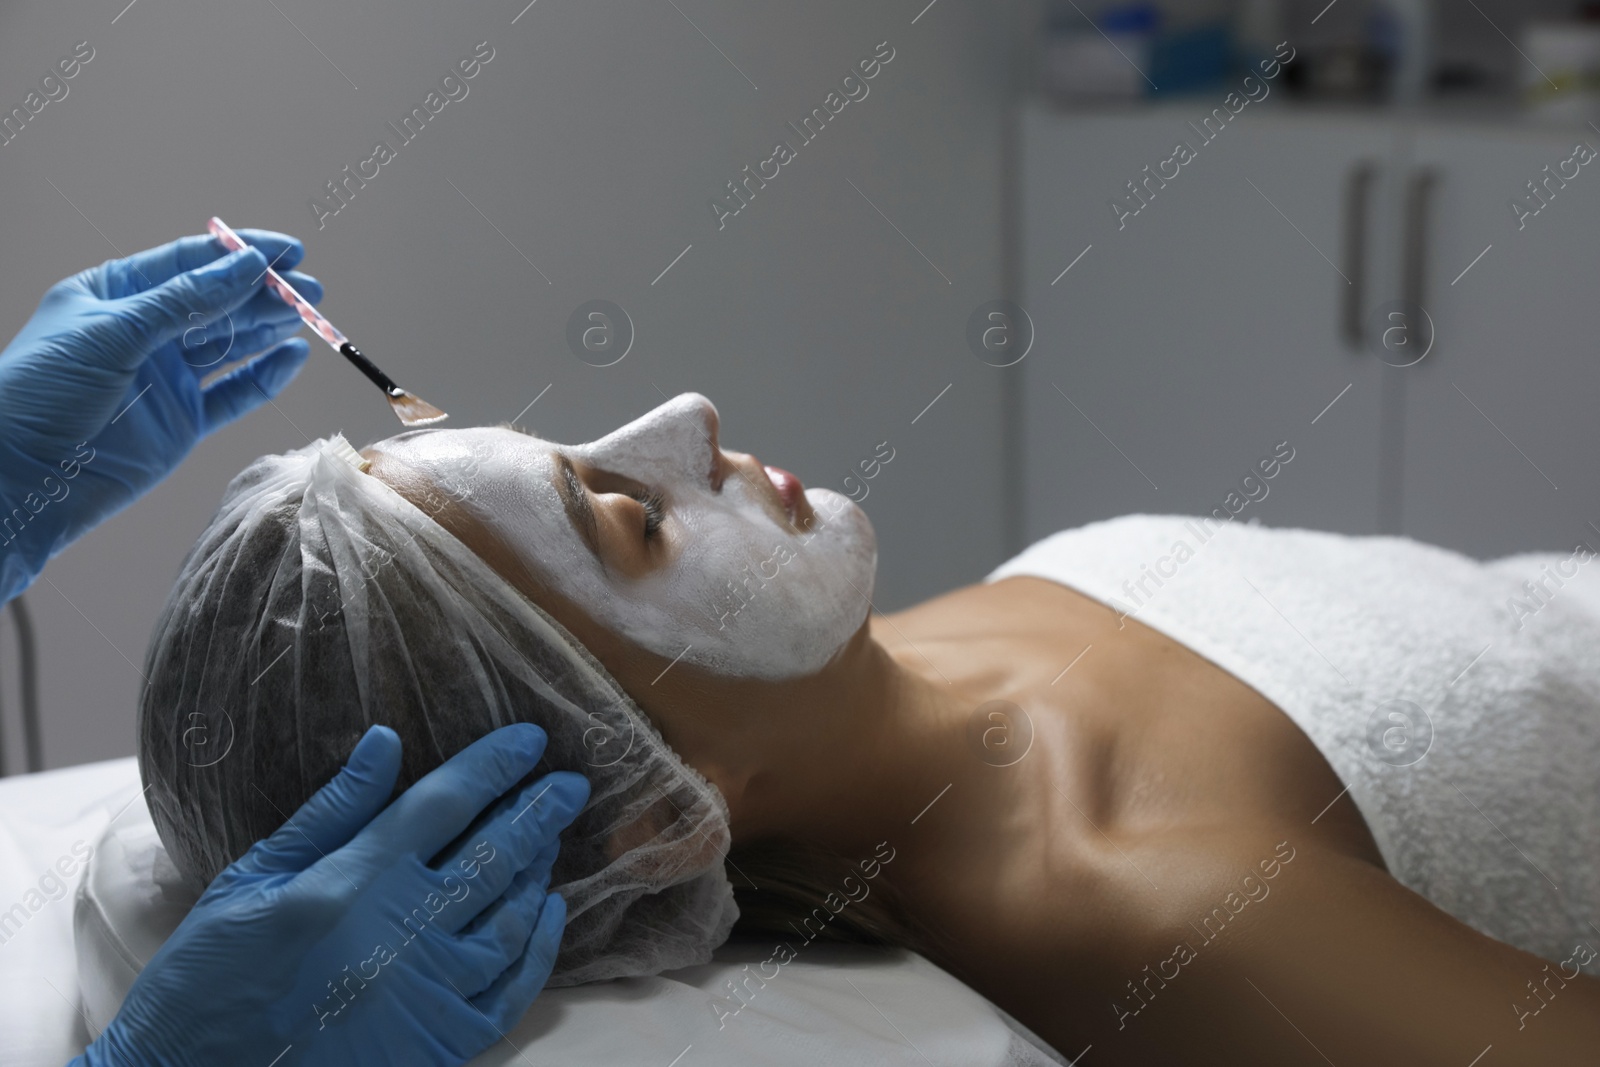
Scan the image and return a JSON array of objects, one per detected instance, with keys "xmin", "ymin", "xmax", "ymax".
[{"xmin": 370, "ymin": 393, "xmax": 876, "ymax": 680}]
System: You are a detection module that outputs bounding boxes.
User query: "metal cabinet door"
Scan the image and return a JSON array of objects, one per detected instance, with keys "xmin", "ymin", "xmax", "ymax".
[
  {"xmin": 1399, "ymin": 122, "xmax": 1600, "ymax": 559},
  {"xmin": 1017, "ymin": 104, "xmax": 1394, "ymax": 545}
]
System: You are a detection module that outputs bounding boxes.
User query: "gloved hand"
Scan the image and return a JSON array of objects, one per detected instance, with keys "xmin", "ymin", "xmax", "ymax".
[
  {"xmin": 74, "ymin": 723, "xmax": 590, "ymax": 1067},
  {"xmin": 0, "ymin": 230, "xmax": 321, "ymax": 602}
]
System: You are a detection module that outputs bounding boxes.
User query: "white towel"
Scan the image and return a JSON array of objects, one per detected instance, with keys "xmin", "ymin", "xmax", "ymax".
[{"xmin": 988, "ymin": 515, "xmax": 1600, "ymax": 973}]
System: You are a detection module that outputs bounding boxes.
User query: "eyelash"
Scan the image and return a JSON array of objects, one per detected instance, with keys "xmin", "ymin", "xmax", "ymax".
[{"xmin": 631, "ymin": 489, "xmax": 666, "ymax": 539}]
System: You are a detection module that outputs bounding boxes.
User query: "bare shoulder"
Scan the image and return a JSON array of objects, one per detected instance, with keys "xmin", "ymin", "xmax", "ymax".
[{"xmin": 888, "ymin": 576, "xmax": 1600, "ymax": 1062}]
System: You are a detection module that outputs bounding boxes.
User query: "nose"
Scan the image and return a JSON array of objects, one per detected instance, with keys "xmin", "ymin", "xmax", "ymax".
[{"xmin": 577, "ymin": 392, "xmax": 722, "ymax": 487}]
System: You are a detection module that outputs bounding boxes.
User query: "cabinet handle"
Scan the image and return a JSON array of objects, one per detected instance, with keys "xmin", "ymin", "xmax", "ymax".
[
  {"xmin": 1342, "ymin": 161, "xmax": 1377, "ymax": 349},
  {"xmin": 1402, "ymin": 167, "xmax": 1440, "ymax": 329}
]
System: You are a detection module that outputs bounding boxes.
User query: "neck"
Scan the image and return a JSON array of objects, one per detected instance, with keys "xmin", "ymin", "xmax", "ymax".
[{"xmin": 724, "ymin": 627, "xmax": 980, "ymax": 862}]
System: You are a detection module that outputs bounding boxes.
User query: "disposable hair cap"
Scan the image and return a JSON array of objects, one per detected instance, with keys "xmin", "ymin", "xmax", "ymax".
[{"xmin": 137, "ymin": 435, "xmax": 738, "ymax": 985}]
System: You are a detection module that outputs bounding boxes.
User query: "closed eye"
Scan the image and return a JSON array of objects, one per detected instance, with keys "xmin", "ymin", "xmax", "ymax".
[{"xmin": 630, "ymin": 488, "xmax": 666, "ymax": 539}]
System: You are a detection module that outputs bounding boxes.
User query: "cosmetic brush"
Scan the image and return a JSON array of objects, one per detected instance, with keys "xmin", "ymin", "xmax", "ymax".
[{"xmin": 207, "ymin": 216, "xmax": 448, "ymax": 428}]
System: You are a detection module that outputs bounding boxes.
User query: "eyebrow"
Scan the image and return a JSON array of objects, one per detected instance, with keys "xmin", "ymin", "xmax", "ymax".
[{"xmin": 553, "ymin": 451, "xmax": 601, "ymax": 558}]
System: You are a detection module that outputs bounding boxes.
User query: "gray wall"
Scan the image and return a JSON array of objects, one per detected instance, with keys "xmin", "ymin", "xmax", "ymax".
[{"xmin": 0, "ymin": 0, "xmax": 1020, "ymax": 771}]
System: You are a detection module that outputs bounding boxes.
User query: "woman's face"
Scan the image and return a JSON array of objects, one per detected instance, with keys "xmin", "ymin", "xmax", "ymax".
[{"xmin": 367, "ymin": 392, "xmax": 877, "ymax": 680}]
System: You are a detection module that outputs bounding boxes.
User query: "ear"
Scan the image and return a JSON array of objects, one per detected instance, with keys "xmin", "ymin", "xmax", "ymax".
[{"xmin": 681, "ymin": 756, "xmax": 754, "ymax": 827}]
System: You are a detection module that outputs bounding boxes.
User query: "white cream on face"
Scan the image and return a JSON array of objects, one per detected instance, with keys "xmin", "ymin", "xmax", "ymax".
[{"xmin": 371, "ymin": 393, "xmax": 876, "ymax": 680}]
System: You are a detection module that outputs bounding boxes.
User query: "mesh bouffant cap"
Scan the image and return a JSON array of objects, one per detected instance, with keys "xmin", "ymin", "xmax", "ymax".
[{"xmin": 137, "ymin": 435, "xmax": 738, "ymax": 985}]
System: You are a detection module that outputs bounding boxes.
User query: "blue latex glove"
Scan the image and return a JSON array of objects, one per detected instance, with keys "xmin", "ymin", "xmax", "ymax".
[
  {"xmin": 0, "ymin": 230, "xmax": 322, "ymax": 602},
  {"xmin": 74, "ymin": 723, "xmax": 590, "ymax": 1067}
]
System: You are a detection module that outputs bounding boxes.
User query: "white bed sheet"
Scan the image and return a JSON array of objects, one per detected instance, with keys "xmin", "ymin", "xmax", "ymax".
[{"xmin": 0, "ymin": 756, "xmax": 1065, "ymax": 1067}]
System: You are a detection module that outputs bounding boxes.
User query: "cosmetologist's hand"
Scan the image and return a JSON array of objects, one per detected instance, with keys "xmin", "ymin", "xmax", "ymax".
[
  {"xmin": 75, "ymin": 723, "xmax": 590, "ymax": 1067},
  {"xmin": 0, "ymin": 230, "xmax": 321, "ymax": 601}
]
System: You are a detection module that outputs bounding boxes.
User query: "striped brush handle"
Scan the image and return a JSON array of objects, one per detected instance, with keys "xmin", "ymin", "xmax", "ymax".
[{"xmin": 207, "ymin": 216, "xmax": 348, "ymax": 351}]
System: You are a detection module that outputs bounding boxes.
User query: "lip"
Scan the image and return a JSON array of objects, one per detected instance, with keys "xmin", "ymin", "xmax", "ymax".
[{"xmin": 763, "ymin": 464, "xmax": 806, "ymax": 524}]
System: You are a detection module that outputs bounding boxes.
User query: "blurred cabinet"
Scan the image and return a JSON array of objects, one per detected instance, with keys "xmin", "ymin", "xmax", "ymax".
[
  {"xmin": 1018, "ymin": 102, "xmax": 1600, "ymax": 557},
  {"xmin": 1399, "ymin": 125, "xmax": 1600, "ymax": 557},
  {"xmin": 1017, "ymin": 105, "xmax": 1393, "ymax": 544}
]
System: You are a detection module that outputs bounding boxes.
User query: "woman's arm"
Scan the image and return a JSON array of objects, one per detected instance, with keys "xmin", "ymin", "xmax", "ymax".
[{"xmin": 1123, "ymin": 837, "xmax": 1600, "ymax": 1065}]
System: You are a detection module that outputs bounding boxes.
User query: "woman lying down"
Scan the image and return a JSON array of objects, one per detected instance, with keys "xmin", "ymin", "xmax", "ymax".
[{"xmin": 139, "ymin": 391, "xmax": 1600, "ymax": 1065}]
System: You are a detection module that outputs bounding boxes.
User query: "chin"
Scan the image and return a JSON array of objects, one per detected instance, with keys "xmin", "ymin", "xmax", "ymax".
[
  {"xmin": 804, "ymin": 487, "xmax": 875, "ymax": 545},
  {"xmin": 801, "ymin": 487, "xmax": 878, "ymax": 633},
  {"xmin": 808, "ymin": 486, "xmax": 876, "ymax": 568}
]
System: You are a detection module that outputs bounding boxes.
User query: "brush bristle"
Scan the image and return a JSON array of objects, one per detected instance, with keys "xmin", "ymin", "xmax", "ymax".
[{"xmin": 389, "ymin": 391, "xmax": 449, "ymax": 427}]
